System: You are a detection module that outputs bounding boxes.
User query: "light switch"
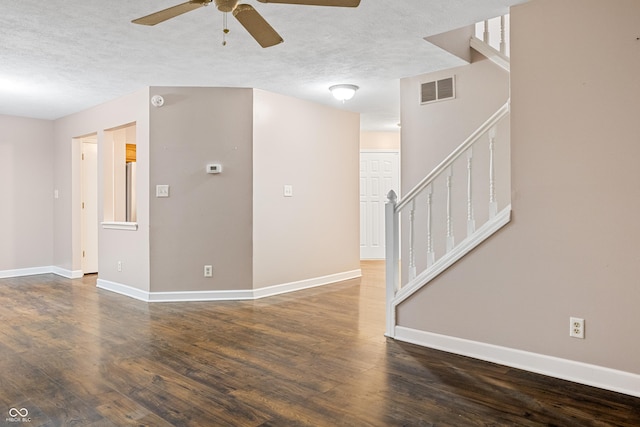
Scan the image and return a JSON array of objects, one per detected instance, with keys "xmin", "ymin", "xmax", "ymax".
[
  {"xmin": 156, "ymin": 185, "xmax": 170, "ymax": 198},
  {"xmin": 283, "ymin": 185, "xmax": 293, "ymax": 197}
]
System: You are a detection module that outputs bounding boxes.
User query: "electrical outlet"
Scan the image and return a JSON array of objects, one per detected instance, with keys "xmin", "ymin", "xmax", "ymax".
[
  {"xmin": 117, "ymin": 261, "xmax": 122, "ymax": 272},
  {"xmin": 204, "ymin": 265, "xmax": 213, "ymax": 277},
  {"xmin": 570, "ymin": 317, "xmax": 585, "ymax": 339}
]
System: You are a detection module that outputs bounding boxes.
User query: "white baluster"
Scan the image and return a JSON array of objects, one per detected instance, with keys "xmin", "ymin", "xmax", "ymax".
[
  {"xmin": 446, "ymin": 167, "xmax": 454, "ymax": 252},
  {"xmin": 500, "ymin": 15, "xmax": 507, "ymax": 55},
  {"xmin": 489, "ymin": 127, "xmax": 498, "ymax": 219},
  {"xmin": 385, "ymin": 190, "xmax": 399, "ymax": 338},
  {"xmin": 408, "ymin": 199, "xmax": 417, "ymax": 280},
  {"xmin": 426, "ymin": 184, "xmax": 435, "ymax": 266},
  {"xmin": 483, "ymin": 20, "xmax": 490, "ymax": 44},
  {"xmin": 466, "ymin": 148, "xmax": 475, "ymax": 237}
]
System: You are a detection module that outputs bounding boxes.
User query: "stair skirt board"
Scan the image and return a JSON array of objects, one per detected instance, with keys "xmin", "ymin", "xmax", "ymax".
[
  {"xmin": 394, "ymin": 326, "xmax": 640, "ymax": 399},
  {"xmin": 96, "ymin": 269, "xmax": 362, "ymax": 303},
  {"xmin": 394, "ymin": 206, "xmax": 511, "ymax": 308},
  {"xmin": 0, "ymin": 266, "xmax": 83, "ymax": 280}
]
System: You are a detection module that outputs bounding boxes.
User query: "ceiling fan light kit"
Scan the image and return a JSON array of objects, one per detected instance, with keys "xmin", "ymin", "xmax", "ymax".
[
  {"xmin": 329, "ymin": 84, "xmax": 359, "ymax": 102},
  {"xmin": 132, "ymin": 0, "xmax": 360, "ymax": 48}
]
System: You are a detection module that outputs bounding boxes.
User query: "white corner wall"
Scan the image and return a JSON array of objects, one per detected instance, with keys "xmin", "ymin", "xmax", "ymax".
[
  {"xmin": 0, "ymin": 115, "xmax": 54, "ymax": 276},
  {"xmin": 252, "ymin": 89, "xmax": 361, "ymax": 291},
  {"xmin": 396, "ymin": 0, "xmax": 640, "ymax": 396}
]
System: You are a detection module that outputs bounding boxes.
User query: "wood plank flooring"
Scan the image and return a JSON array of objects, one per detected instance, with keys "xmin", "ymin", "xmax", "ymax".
[{"xmin": 0, "ymin": 261, "xmax": 638, "ymax": 426}]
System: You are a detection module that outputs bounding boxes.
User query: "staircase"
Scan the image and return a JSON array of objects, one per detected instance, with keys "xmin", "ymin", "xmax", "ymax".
[{"xmin": 385, "ymin": 16, "xmax": 511, "ymax": 337}]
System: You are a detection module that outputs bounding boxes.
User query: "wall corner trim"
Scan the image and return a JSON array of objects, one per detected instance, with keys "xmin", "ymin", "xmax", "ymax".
[
  {"xmin": 394, "ymin": 326, "xmax": 640, "ymax": 399},
  {"xmin": 96, "ymin": 269, "xmax": 362, "ymax": 303}
]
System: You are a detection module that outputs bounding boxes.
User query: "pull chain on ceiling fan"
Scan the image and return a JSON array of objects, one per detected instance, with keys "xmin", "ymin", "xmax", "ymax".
[{"xmin": 132, "ymin": 0, "xmax": 361, "ymax": 48}]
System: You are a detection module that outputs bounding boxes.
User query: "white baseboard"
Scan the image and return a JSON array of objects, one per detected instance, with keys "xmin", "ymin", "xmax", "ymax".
[
  {"xmin": 0, "ymin": 266, "xmax": 83, "ymax": 279},
  {"xmin": 96, "ymin": 279, "xmax": 150, "ymax": 302},
  {"xmin": 148, "ymin": 288, "xmax": 254, "ymax": 302},
  {"xmin": 252, "ymin": 269, "xmax": 362, "ymax": 300},
  {"xmin": 51, "ymin": 266, "xmax": 84, "ymax": 279},
  {"xmin": 0, "ymin": 266, "xmax": 52, "ymax": 279},
  {"xmin": 98, "ymin": 269, "xmax": 362, "ymax": 303},
  {"xmin": 394, "ymin": 326, "xmax": 640, "ymax": 398}
]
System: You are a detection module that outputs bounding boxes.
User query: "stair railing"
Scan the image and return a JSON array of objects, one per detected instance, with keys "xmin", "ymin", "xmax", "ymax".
[
  {"xmin": 385, "ymin": 100, "xmax": 511, "ymax": 337},
  {"xmin": 476, "ymin": 14, "xmax": 510, "ymax": 56}
]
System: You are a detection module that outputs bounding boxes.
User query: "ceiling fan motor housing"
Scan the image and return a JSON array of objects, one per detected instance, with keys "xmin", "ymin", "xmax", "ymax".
[{"xmin": 215, "ymin": 0, "xmax": 239, "ymax": 12}]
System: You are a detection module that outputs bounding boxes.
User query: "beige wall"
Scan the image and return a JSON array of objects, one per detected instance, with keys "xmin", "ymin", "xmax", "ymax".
[
  {"xmin": 0, "ymin": 115, "xmax": 54, "ymax": 271},
  {"xmin": 253, "ymin": 89, "xmax": 361, "ymax": 289},
  {"xmin": 360, "ymin": 131, "xmax": 400, "ymax": 150},
  {"xmin": 397, "ymin": 0, "xmax": 640, "ymax": 374},
  {"xmin": 148, "ymin": 87, "xmax": 254, "ymax": 292},
  {"xmin": 53, "ymin": 89, "xmax": 150, "ymax": 288},
  {"xmin": 400, "ymin": 52, "xmax": 510, "ymax": 192}
]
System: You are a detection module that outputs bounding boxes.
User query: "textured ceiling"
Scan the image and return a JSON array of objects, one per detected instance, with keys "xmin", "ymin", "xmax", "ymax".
[{"xmin": 0, "ymin": 0, "xmax": 524, "ymax": 131}]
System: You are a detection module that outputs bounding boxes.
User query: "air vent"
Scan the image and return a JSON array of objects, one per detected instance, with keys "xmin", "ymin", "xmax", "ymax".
[{"xmin": 421, "ymin": 76, "xmax": 455, "ymax": 104}]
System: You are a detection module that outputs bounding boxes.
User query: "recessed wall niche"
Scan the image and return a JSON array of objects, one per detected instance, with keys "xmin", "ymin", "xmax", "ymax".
[{"xmin": 104, "ymin": 122, "xmax": 137, "ymax": 223}]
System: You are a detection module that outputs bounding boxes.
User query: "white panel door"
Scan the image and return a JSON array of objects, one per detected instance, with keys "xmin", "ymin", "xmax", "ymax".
[
  {"xmin": 82, "ymin": 142, "xmax": 98, "ymax": 274},
  {"xmin": 360, "ymin": 151, "xmax": 399, "ymax": 259}
]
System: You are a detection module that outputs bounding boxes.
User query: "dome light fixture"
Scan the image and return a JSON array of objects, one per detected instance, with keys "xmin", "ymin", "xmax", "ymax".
[{"xmin": 329, "ymin": 84, "xmax": 359, "ymax": 102}]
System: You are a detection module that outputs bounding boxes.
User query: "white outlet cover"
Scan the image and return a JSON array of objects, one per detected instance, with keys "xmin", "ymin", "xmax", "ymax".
[
  {"xmin": 156, "ymin": 185, "xmax": 170, "ymax": 198},
  {"xmin": 570, "ymin": 317, "xmax": 585, "ymax": 339}
]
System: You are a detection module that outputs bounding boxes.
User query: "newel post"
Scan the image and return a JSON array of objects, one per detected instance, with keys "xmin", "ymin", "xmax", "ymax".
[{"xmin": 385, "ymin": 190, "xmax": 399, "ymax": 338}]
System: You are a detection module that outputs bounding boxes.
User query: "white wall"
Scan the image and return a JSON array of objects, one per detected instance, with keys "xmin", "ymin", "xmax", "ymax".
[
  {"xmin": 360, "ymin": 131, "xmax": 400, "ymax": 151},
  {"xmin": 252, "ymin": 89, "xmax": 361, "ymax": 289},
  {"xmin": 397, "ymin": 0, "xmax": 640, "ymax": 379},
  {"xmin": 53, "ymin": 88, "xmax": 150, "ymax": 288},
  {"xmin": 0, "ymin": 115, "xmax": 54, "ymax": 273}
]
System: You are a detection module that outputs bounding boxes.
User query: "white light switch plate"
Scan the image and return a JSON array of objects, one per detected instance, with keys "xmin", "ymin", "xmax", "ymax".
[
  {"xmin": 156, "ymin": 185, "xmax": 170, "ymax": 198},
  {"xmin": 283, "ymin": 185, "xmax": 293, "ymax": 197}
]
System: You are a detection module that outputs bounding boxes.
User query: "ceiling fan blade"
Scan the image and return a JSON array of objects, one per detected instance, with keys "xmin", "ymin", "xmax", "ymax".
[
  {"xmin": 233, "ymin": 4, "xmax": 284, "ymax": 48},
  {"xmin": 257, "ymin": 0, "xmax": 360, "ymax": 7},
  {"xmin": 132, "ymin": 0, "xmax": 211, "ymax": 26}
]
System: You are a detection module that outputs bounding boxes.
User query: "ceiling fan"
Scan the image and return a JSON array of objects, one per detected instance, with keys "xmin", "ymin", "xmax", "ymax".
[{"xmin": 132, "ymin": 0, "xmax": 361, "ymax": 48}]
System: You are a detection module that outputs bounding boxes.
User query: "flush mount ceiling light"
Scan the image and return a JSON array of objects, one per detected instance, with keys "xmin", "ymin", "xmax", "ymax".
[{"xmin": 329, "ymin": 84, "xmax": 359, "ymax": 102}]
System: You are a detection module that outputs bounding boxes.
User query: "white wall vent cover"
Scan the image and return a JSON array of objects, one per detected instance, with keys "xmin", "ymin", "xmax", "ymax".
[{"xmin": 421, "ymin": 76, "xmax": 456, "ymax": 104}]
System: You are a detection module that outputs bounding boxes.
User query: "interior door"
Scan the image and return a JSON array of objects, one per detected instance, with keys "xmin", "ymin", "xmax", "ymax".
[
  {"xmin": 82, "ymin": 141, "xmax": 98, "ymax": 274},
  {"xmin": 360, "ymin": 151, "xmax": 399, "ymax": 259}
]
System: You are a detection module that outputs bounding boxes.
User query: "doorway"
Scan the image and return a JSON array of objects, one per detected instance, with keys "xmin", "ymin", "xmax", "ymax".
[{"xmin": 360, "ymin": 151, "xmax": 400, "ymax": 259}]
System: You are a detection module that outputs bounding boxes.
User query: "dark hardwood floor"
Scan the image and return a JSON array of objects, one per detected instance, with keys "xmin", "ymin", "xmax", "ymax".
[{"xmin": 0, "ymin": 261, "xmax": 638, "ymax": 426}]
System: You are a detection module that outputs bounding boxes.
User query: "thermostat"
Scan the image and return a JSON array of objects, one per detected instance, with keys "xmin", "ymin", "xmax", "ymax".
[{"xmin": 206, "ymin": 164, "xmax": 222, "ymax": 174}]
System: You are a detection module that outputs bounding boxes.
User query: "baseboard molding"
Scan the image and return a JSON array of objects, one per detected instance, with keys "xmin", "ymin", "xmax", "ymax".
[
  {"xmin": 51, "ymin": 266, "xmax": 84, "ymax": 279},
  {"xmin": 0, "ymin": 266, "xmax": 83, "ymax": 279},
  {"xmin": 0, "ymin": 266, "xmax": 52, "ymax": 279},
  {"xmin": 252, "ymin": 269, "xmax": 362, "ymax": 300},
  {"xmin": 394, "ymin": 326, "xmax": 640, "ymax": 398},
  {"xmin": 96, "ymin": 279, "xmax": 150, "ymax": 302},
  {"xmin": 98, "ymin": 269, "xmax": 362, "ymax": 303}
]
